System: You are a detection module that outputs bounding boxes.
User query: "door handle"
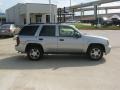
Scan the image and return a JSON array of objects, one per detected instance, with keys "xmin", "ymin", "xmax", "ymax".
[
  {"xmin": 39, "ymin": 38, "xmax": 43, "ymax": 40},
  {"xmin": 59, "ymin": 39, "xmax": 64, "ymax": 41}
]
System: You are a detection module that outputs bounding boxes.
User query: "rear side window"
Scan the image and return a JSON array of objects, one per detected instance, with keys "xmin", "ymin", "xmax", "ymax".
[
  {"xmin": 39, "ymin": 25, "xmax": 55, "ymax": 36},
  {"xmin": 19, "ymin": 26, "xmax": 39, "ymax": 36}
]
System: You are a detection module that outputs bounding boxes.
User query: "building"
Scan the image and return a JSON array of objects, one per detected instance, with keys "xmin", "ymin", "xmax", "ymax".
[
  {"xmin": 0, "ymin": 13, "xmax": 6, "ymax": 25},
  {"xmin": 6, "ymin": 3, "xmax": 57, "ymax": 26}
]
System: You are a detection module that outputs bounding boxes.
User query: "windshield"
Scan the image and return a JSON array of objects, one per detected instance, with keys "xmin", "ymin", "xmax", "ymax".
[{"xmin": 70, "ymin": 25, "xmax": 83, "ymax": 35}]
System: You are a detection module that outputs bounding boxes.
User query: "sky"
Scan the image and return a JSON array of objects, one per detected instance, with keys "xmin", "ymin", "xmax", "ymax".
[{"xmin": 0, "ymin": 0, "xmax": 120, "ymax": 15}]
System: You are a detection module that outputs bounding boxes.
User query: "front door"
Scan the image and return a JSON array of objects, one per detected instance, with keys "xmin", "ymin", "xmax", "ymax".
[{"xmin": 57, "ymin": 25, "xmax": 84, "ymax": 53}]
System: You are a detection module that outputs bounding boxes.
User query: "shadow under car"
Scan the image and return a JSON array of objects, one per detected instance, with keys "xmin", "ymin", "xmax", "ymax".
[{"xmin": 0, "ymin": 54, "xmax": 106, "ymax": 70}]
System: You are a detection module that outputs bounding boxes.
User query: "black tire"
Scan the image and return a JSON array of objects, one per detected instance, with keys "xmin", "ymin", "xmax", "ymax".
[
  {"xmin": 87, "ymin": 46, "xmax": 103, "ymax": 61},
  {"xmin": 27, "ymin": 46, "xmax": 43, "ymax": 61}
]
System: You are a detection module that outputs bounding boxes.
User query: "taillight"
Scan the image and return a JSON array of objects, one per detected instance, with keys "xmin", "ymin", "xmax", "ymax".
[{"xmin": 16, "ymin": 37, "xmax": 20, "ymax": 46}]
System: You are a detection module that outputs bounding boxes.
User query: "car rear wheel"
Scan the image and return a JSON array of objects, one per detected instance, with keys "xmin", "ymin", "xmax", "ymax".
[
  {"xmin": 27, "ymin": 47, "xmax": 43, "ymax": 61},
  {"xmin": 88, "ymin": 46, "xmax": 103, "ymax": 60}
]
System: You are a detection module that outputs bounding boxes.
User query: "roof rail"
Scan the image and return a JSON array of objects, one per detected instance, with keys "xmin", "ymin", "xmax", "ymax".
[
  {"xmin": 28, "ymin": 22, "xmax": 61, "ymax": 25},
  {"xmin": 29, "ymin": 23, "xmax": 45, "ymax": 25}
]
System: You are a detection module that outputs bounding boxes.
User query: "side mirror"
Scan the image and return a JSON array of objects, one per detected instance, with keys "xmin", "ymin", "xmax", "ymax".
[{"xmin": 74, "ymin": 32, "xmax": 81, "ymax": 38}]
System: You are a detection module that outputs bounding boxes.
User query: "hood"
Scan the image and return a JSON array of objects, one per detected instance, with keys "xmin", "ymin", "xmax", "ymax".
[
  {"xmin": 84, "ymin": 34, "xmax": 109, "ymax": 41},
  {"xmin": 82, "ymin": 33, "xmax": 109, "ymax": 46}
]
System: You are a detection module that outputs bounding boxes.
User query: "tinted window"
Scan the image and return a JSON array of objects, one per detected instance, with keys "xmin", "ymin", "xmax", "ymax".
[
  {"xmin": 19, "ymin": 26, "xmax": 39, "ymax": 36},
  {"xmin": 40, "ymin": 25, "xmax": 55, "ymax": 36},
  {"xmin": 59, "ymin": 26, "xmax": 75, "ymax": 37}
]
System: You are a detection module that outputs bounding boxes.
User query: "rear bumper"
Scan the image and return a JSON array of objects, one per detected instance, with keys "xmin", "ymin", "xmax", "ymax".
[
  {"xmin": 0, "ymin": 32, "xmax": 13, "ymax": 36},
  {"xmin": 105, "ymin": 45, "xmax": 111, "ymax": 55},
  {"xmin": 15, "ymin": 44, "xmax": 26, "ymax": 53}
]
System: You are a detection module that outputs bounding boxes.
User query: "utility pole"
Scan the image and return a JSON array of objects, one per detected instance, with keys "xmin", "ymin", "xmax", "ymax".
[
  {"xmin": 49, "ymin": 0, "xmax": 52, "ymax": 23},
  {"xmin": 0, "ymin": 9, "xmax": 2, "ymax": 25},
  {"xmin": 97, "ymin": 5, "xmax": 100, "ymax": 27},
  {"xmin": 0, "ymin": 15, "xmax": 1, "ymax": 25},
  {"xmin": 70, "ymin": 0, "xmax": 71, "ymax": 8},
  {"xmin": 70, "ymin": 0, "xmax": 72, "ymax": 20}
]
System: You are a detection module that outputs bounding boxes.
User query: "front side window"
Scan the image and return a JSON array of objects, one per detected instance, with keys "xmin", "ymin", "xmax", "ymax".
[
  {"xmin": 59, "ymin": 26, "xmax": 75, "ymax": 37},
  {"xmin": 39, "ymin": 25, "xmax": 56, "ymax": 36},
  {"xmin": 19, "ymin": 26, "xmax": 39, "ymax": 36}
]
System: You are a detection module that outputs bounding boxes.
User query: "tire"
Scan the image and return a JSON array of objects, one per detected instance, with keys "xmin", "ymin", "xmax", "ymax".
[
  {"xmin": 27, "ymin": 46, "xmax": 43, "ymax": 61},
  {"xmin": 87, "ymin": 46, "xmax": 103, "ymax": 61}
]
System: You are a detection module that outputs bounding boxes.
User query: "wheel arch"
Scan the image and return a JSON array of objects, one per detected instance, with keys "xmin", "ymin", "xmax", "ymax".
[
  {"xmin": 25, "ymin": 43, "xmax": 44, "ymax": 53},
  {"xmin": 87, "ymin": 43, "xmax": 105, "ymax": 53}
]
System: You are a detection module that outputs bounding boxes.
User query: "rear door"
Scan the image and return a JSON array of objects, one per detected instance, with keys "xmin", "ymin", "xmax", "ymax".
[{"xmin": 38, "ymin": 25, "xmax": 57, "ymax": 52}]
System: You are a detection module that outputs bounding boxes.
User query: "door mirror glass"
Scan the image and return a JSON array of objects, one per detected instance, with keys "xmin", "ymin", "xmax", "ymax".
[{"xmin": 74, "ymin": 32, "xmax": 81, "ymax": 38}]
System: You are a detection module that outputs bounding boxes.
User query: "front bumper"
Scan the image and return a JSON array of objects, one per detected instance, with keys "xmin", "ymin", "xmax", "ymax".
[{"xmin": 105, "ymin": 45, "xmax": 111, "ymax": 55}]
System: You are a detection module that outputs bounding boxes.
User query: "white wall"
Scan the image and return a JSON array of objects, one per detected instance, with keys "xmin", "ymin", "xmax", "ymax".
[
  {"xmin": 6, "ymin": 3, "xmax": 25, "ymax": 25},
  {"xmin": 6, "ymin": 3, "xmax": 57, "ymax": 26},
  {"xmin": 26, "ymin": 3, "xmax": 57, "ymax": 23}
]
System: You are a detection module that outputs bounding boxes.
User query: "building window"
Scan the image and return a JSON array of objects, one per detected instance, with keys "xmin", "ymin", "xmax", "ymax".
[
  {"xmin": 24, "ymin": 18, "xmax": 26, "ymax": 24},
  {"xmin": 36, "ymin": 15, "xmax": 42, "ymax": 23},
  {"xmin": 46, "ymin": 15, "xmax": 50, "ymax": 23}
]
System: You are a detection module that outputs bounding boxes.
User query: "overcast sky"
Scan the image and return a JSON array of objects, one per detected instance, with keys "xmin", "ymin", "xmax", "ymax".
[{"xmin": 0, "ymin": 0, "xmax": 120, "ymax": 14}]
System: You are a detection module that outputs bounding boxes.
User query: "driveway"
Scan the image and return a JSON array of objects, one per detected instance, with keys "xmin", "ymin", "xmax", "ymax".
[{"xmin": 0, "ymin": 30, "xmax": 120, "ymax": 90}]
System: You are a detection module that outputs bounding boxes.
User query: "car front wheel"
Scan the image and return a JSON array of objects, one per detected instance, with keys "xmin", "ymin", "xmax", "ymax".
[{"xmin": 88, "ymin": 46, "xmax": 104, "ymax": 60}]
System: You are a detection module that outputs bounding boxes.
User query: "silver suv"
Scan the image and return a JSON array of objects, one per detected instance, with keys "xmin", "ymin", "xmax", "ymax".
[{"xmin": 15, "ymin": 24, "xmax": 111, "ymax": 61}]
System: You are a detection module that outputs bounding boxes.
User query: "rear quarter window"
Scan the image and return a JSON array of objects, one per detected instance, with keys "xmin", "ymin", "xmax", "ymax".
[{"xmin": 19, "ymin": 26, "xmax": 39, "ymax": 36}]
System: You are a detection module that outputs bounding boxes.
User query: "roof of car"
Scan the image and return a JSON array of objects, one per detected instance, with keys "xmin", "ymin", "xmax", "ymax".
[{"xmin": 26, "ymin": 23, "xmax": 73, "ymax": 26}]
